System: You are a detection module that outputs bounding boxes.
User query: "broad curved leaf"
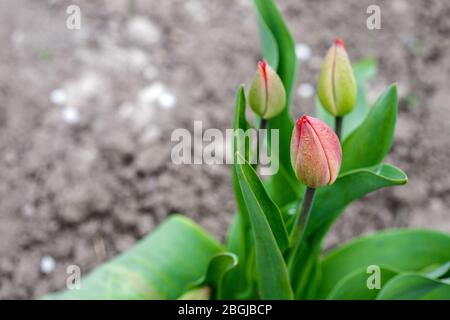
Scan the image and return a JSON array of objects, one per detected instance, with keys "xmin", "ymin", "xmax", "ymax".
[
  {"xmin": 426, "ymin": 261, "xmax": 450, "ymax": 280},
  {"xmin": 187, "ymin": 252, "xmax": 238, "ymax": 300},
  {"xmin": 307, "ymin": 163, "xmax": 407, "ymax": 240},
  {"xmin": 177, "ymin": 286, "xmax": 211, "ymax": 300},
  {"xmin": 44, "ymin": 215, "xmax": 223, "ymax": 300},
  {"xmin": 319, "ymin": 229, "xmax": 450, "ymax": 298},
  {"xmin": 327, "ymin": 265, "xmax": 398, "ymax": 300},
  {"xmin": 377, "ymin": 274, "xmax": 450, "ymax": 300}
]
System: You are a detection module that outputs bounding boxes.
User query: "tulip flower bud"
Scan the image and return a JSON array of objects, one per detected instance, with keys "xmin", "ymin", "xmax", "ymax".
[
  {"xmin": 290, "ymin": 115, "xmax": 342, "ymax": 188},
  {"xmin": 248, "ymin": 60, "xmax": 286, "ymax": 119},
  {"xmin": 317, "ymin": 39, "xmax": 357, "ymax": 116}
]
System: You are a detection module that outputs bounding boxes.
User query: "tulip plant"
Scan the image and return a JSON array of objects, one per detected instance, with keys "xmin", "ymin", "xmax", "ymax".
[{"xmin": 46, "ymin": 0, "xmax": 450, "ymax": 300}]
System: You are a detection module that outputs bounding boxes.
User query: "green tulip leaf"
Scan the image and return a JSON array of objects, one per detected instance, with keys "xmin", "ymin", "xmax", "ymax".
[
  {"xmin": 426, "ymin": 261, "xmax": 450, "ymax": 280},
  {"xmin": 230, "ymin": 87, "xmax": 251, "ymax": 229},
  {"xmin": 307, "ymin": 163, "xmax": 407, "ymax": 240},
  {"xmin": 177, "ymin": 287, "xmax": 211, "ymax": 300},
  {"xmin": 353, "ymin": 57, "xmax": 378, "ymax": 80},
  {"xmin": 377, "ymin": 273, "xmax": 450, "ymax": 300},
  {"xmin": 226, "ymin": 86, "xmax": 255, "ymax": 298},
  {"xmin": 342, "ymin": 58, "xmax": 378, "ymax": 138},
  {"xmin": 292, "ymin": 245, "xmax": 322, "ymax": 300},
  {"xmin": 319, "ymin": 229, "xmax": 450, "ymax": 299},
  {"xmin": 187, "ymin": 252, "xmax": 239, "ymax": 300},
  {"xmin": 235, "ymin": 154, "xmax": 289, "ymax": 251},
  {"xmin": 253, "ymin": 0, "xmax": 297, "ymax": 98},
  {"xmin": 327, "ymin": 265, "xmax": 398, "ymax": 300},
  {"xmin": 290, "ymin": 163, "xmax": 407, "ymax": 299},
  {"xmin": 43, "ymin": 215, "xmax": 223, "ymax": 300},
  {"xmin": 341, "ymin": 84, "xmax": 398, "ymax": 172},
  {"xmin": 254, "ymin": 0, "xmax": 300, "ymax": 207},
  {"xmin": 235, "ymin": 153, "xmax": 292, "ymax": 299},
  {"xmin": 256, "ymin": 14, "xmax": 279, "ymax": 69},
  {"xmin": 223, "ymin": 213, "xmax": 258, "ymax": 300}
]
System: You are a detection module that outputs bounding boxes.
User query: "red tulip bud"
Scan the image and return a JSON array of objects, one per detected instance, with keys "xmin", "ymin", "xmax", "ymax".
[{"xmin": 290, "ymin": 115, "xmax": 342, "ymax": 188}]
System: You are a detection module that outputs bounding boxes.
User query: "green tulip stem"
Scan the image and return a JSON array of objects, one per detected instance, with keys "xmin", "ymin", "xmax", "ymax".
[
  {"xmin": 257, "ymin": 118, "xmax": 268, "ymax": 165},
  {"xmin": 335, "ymin": 116, "xmax": 343, "ymax": 140},
  {"xmin": 288, "ymin": 187, "xmax": 316, "ymax": 273},
  {"xmin": 260, "ymin": 118, "xmax": 268, "ymax": 131},
  {"xmin": 297, "ymin": 187, "xmax": 316, "ymax": 239}
]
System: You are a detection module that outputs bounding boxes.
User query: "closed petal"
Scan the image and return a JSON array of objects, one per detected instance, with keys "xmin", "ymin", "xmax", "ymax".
[
  {"xmin": 292, "ymin": 116, "xmax": 330, "ymax": 188},
  {"xmin": 307, "ymin": 117, "xmax": 342, "ymax": 184}
]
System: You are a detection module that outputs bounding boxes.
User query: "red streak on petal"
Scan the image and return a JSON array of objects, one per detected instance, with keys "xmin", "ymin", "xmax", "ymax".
[
  {"xmin": 296, "ymin": 115, "xmax": 309, "ymax": 126},
  {"xmin": 294, "ymin": 115, "xmax": 304, "ymax": 140},
  {"xmin": 303, "ymin": 116, "xmax": 334, "ymax": 185},
  {"xmin": 334, "ymin": 38, "xmax": 345, "ymax": 48},
  {"xmin": 296, "ymin": 115, "xmax": 312, "ymax": 142},
  {"xmin": 258, "ymin": 59, "xmax": 268, "ymax": 84}
]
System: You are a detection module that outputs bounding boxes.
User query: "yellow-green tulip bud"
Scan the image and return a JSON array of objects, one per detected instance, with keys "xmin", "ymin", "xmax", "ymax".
[
  {"xmin": 248, "ymin": 60, "xmax": 286, "ymax": 119},
  {"xmin": 317, "ymin": 39, "xmax": 357, "ymax": 116}
]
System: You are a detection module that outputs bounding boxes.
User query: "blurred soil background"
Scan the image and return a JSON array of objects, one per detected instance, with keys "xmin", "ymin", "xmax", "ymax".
[{"xmin": 0, "ymin": 0, "xmax": 449, "ymax": 298}]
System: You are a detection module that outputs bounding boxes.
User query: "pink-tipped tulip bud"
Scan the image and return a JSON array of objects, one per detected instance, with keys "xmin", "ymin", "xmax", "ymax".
[
  {"xmin": 248, "ymin": 60, "xmax": 286, "ymax": 119},
  {"xmin": 317, "ymin": 38, "xmax": 357, "ymax": 116},
  {"xmin": 290, "ymin": 115, "xmax": 342, "ymax": 188}
]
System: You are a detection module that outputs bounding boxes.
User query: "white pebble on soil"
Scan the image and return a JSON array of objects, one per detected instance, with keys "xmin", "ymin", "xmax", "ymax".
[
  {"xmin": 297, "ymin": 83, "xmax": 315, "ymax": 98},
  {"xmin": 127, "ymin": 49, "xmax": 149, "ymax": 69},
  {"xmin": 139, "ymin": 125, "xmax": 161, "ymax": 145},
  {"xmin": 40, "ymin": 256, "xmax": 56, "ymax": 274},
  {"xmin": 50, "ymin": 88, "xmax": 67, "ymax": 106},
  {"xmin": 158, "ymin": 91, "xmax": 176, "ymax": 109},
  {"xmin": 127, "ymin": 17, "xmax": 160, "ymax": 45},
  {"xmin": 4, "ymin": 150, "xmax": 16, "ymax": 164},
  {"xmin": 22, "ymin": 204, "xmax": 35, "ymax": 217},
  {"xmin": 138, "ymin": 82, "xmax": 177, "ymax": 110},
  {"xmin": 62, "ymin": 106, "xmax": 80, "ymax": 124},
  {"xmin": 138, "ymin": 82, "xmax": 165, "ymax": 106},
  {"xmin": 118, "ymin": 102, "xmax": 135, "ymax": 119},
  {"xmin": 11, "ymin": 30, "xmax": 25, "ymax": 47},
  {"xmin": 295, "ymin": 43, "xmax": 312, "ymax": 61},
  {"xmin": 184, "ymin": 0, "xmax": 208, "ymax": 23},
  {"xmin": 143, "ymin": 65, "xmax": 159, "ymax": 80}
]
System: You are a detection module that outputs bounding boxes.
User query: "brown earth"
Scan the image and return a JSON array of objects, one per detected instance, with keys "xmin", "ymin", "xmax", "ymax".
[{"xmin": 0, "ymin": 0, "xmax": 449, "ymax": 299}]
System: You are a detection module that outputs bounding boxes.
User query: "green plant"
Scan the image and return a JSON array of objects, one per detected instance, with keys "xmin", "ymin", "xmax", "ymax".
[{"xmin": 45, "ymin": 0, "xmax": 450, "ymax": 300}]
